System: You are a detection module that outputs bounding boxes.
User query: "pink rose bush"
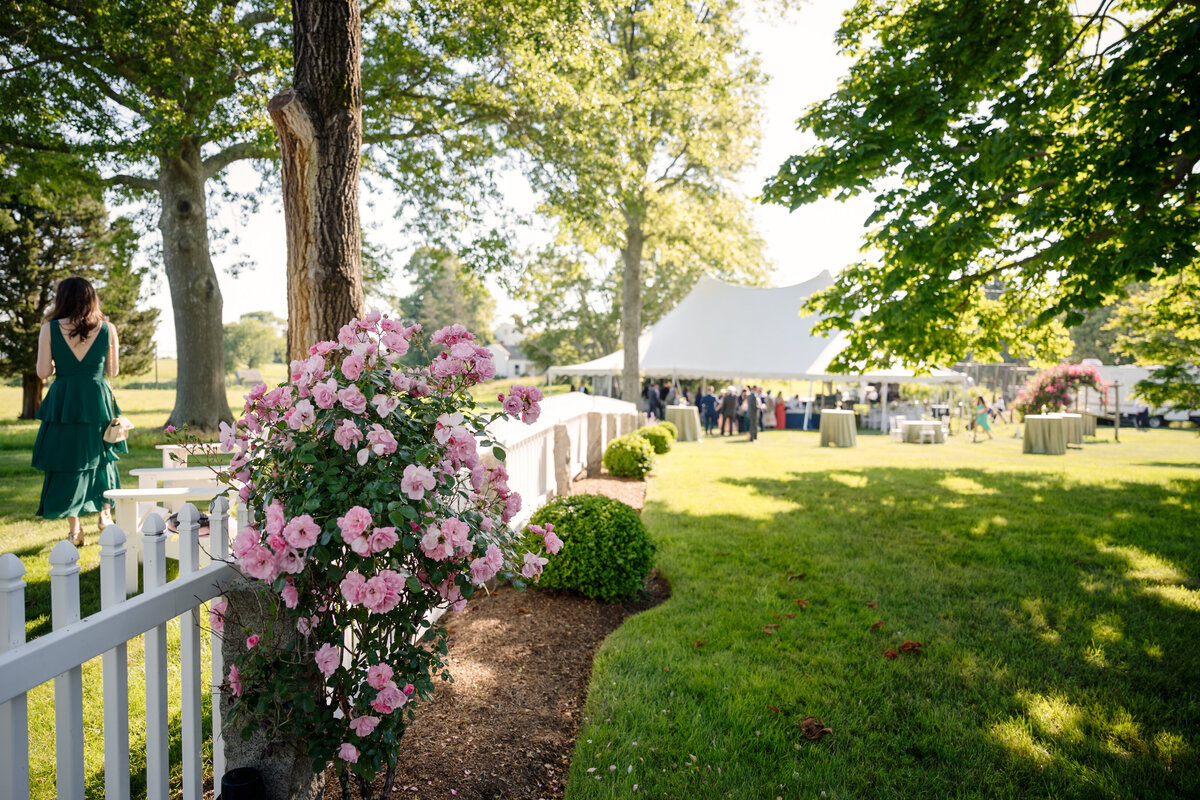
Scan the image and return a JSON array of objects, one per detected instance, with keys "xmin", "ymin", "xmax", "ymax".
[
  {"xmin": 203, "ymin": 313, "xmax": 550, "ymax": 788},
  {"xmin": 1013, "ymin": 363, "xmax": 1106, "ymax": 415}
]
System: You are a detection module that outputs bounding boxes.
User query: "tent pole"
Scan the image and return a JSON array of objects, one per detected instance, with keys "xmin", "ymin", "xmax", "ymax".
[{"xmin": 881, "ymin": 382, "xmax": 889, "ymax": 432}]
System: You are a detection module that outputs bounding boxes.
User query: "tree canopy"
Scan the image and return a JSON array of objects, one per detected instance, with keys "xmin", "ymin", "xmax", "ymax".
[
  {"xmin": 763, "ymin": 0, "xmax": 1200, "ymax": 370},
  {"xmin": 0, "ymin": 153, "xmax": 157, "ymax": 417},
  {"xmin": 513, "ymin": 0, "xmax": 768, "ymax": 400}
]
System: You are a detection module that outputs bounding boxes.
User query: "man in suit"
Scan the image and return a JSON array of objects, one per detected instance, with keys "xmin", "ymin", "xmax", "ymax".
[
  {"xmin": 699, "ymin": 385, "xmax": 718, "ymax": 435},
  {"xmin": 720, "ymin": 388, "xmax": 737, "ymax": 436},
  {"xmin": 746, "ymin": 385, "xmax": 760, "ymax": 442}
]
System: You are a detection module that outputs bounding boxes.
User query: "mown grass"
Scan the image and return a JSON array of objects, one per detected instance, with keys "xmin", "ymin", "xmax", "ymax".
[
  {"xmin": 568, "ymin": 424, "xmax": 1199, "ymax": 799},
  {"xmin": 0, "ymin": 386, "xmax": 225, "ymax": 800}
]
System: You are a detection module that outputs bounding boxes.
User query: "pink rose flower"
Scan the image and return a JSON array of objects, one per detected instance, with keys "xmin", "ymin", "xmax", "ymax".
[
  {"xmin": 420, "ymin": 525, "xmax": 455, "ymax": 561},
  {"xmin": 315, "ymin": 643, "xmax": 340, "ymax": 678},
  {"xmin": 402, "ymin": 683, "xmax": 415, "ymax": 696},
  {"xmin": 381, "ymin": 331, "xmax": 409, "ymax": 354},
  {"xmin": 441, "ymin": 517, "xmax": 472, "ymax": 554},
  {"xmin": 366, "ymin": 663, "xmax": 394, "ymax": 690},
  {"xmin": 349, "ymin": 716, "xmax": 380, "ymax": 737},
  {"xmin": 368, "ymin": 526, "xmax": 398, "ymax": 554},
  {"xmin": 338, "ymin": 385, "xmax": 368, "ymax": 415},
  {"xmin": 502, "ymin": 394, "xmax": 523, "ymax": 416},
  {"xmin": 337, "ymin": 743, "xmax": 359, "ymax": 763},
  {"xmin": 311, "ymin": 378, "xmax": 338, "ymax": 409},
  {"xmin": 241, "ymin": 544, "xmax": 280, "ymax": 582},
  {"xmin": 370, "ymin": 681, "xmax": 406, "ymax": 714},
  {"xmin": 371, "ymin": 392, "xmax": 400, "ymax": 419},
  {"xmin": 246, "ymin": 634, "xmax": 260, "ymax": 649},
  {"xmin": 285, "ymin": 398, "xmax": 316, "ymax": 430},
  {"xmin": 309, "ymin": 340, "xmax": 338, "ymax": 356},
  {"xmin": 337, "ymin": 506, "xmax": 373, "ymax": 540},
  {"xmin": 340, "ymin": 571, "xmax": 367, "ymax": 604},
  {"xmin": 281, "ymin": 580, "xmax": 299, "ymax": 609},
  {"xmin": 543, "ymin": 527, "xmax": 563, "ymax": 555},
  {"xmin": 275, "ymin": 547, "xmax": 305, "ymax": 575},
  {"xmin": 209, "ymin": 599, "xmax": 227, "ymax": 634},
  {"xmin": 283, "ymin": 514, "xmax": 321, "ymax": 549},
  {"xmin": 341, "ymin": 354, "xmax": 365, "ymax": 381},
  {"xmin": 333, "ymin": 418, "xmax": 364, "ymax": 450},
  {"xmin": 521, "ymin": 552, "xmax": 549, "ymax": 580},
  {"xmin": 265, "ymin": 500, "xmax": 286, "ymax": 536},
  {"xmin": 470, "ymin": 555, "xmax": 499, "ymax": 585},
  {"xmin": 362, "ymin": 576, "xmax": 398, "ymax": 614},
  {"xmin": 366, "ymin": 424, "xmax": 398, "ymax": 456},
  {"xmin": 228, "ymin": 664, "xmax": 242, "ymax": 697},
  {"xmin": 401, "ymin": 464, "xmax": 436, "ymax": 501}
]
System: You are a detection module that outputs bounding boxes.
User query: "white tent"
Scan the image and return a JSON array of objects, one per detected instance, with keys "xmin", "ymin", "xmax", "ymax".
[{"xmin": 547, "ymin": 273, "xmax": 967, "ymax": 385}]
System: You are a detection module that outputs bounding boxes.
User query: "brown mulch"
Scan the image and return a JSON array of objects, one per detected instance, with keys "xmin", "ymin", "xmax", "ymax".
[{"xmin": 328, "ymin": 473, "xmax": 663, "ymax": 800}]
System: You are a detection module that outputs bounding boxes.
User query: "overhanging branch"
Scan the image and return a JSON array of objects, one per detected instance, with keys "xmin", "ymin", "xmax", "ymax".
[
  {"xmin": 104, "ymin": 173, "xmax": 157, "ymax": 191},
  {"xmin": 201, "ymin": 142, "xmax": 276, "ymax": 180}
]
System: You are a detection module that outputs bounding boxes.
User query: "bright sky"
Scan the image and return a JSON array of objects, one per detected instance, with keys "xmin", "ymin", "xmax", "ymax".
[{"xmin": 149, "ymin": 0, "xmax": 871, "ymax": 358}]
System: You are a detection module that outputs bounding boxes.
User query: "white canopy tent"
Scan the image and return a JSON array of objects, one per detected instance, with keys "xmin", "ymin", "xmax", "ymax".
[{"xmin": 546, "ymin": 273, "xmax": 971, "ymax": 430}]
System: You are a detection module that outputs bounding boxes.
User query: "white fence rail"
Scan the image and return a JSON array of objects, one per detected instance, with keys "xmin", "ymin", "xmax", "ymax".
[
  {"xmin": 0, "ymin": 392, "xmax": 640, "ymax": 799},
  {"xmin": 0, "ymin": 501, "xmax": 236, "ymax": 800}
]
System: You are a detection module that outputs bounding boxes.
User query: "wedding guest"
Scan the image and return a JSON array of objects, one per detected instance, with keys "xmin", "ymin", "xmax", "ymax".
[
  {"xmin": 720, "ymin": 388, "xmax": 738, "ymax": 435},
  {"xmin": 699, "ymin": 385, "xmax": 718, "ymax": 435},
  {"xmin": 32, "ymin": 277, "xmax": 126, "ymax": 547}
]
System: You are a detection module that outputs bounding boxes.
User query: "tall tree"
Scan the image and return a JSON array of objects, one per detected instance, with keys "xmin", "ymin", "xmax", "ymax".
[
  {"xmin": 515, "ymin": 0, "xmax": 768, "ymax": 402},
  {"xmin": 0, "ymin": 0, "xmax": 289, "ymax": 428},
  {"xmin": 0, "ymin": 155, "xmax": 158, "ymax": 418},
  {"xmin": 270, "ymin": 0, "xmax": 364, "ymax": 361},
  {"xmin": 395, "ymin": 247, "xmax": 495, "ymax": 363},
  {"xmin": 763, "ymin": 0, "xmax": 1200, "ymax": 370}
]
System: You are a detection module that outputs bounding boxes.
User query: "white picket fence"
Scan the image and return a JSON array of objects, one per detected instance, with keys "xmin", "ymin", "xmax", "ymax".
[{"xmin": 0, "ymin": 392, "xmax": 638, "ymax": 800}]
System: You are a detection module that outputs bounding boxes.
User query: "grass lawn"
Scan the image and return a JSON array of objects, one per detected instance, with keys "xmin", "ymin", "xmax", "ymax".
[{"xmin": 569, "ymin": 424, "xmax": 1199, "ymax": 799}]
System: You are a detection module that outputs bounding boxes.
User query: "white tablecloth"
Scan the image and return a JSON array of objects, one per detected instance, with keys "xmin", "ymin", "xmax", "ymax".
[
  {"xmin": 1060, "ymin": 413, "xmax": 1083, "ymax": 445},
  {"xmin": 901, "ymin": 420, "xmax": 945, "ymax": 444},
  {"xmin": 819, "ymin": 410, "xmax": 857, "ymax": 447},
  {"xmin": 665, "ymin": 405, "xmax": 702, "ymax": 442},
  {"xmin": 1023, "ymin": 415, "xmax": 1067, "ymax": 455}
]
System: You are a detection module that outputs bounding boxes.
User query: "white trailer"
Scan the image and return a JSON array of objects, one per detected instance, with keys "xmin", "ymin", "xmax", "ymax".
[{"xmin": 1080, "ymin": 359, "xmax": 1200, "ymax": 427}]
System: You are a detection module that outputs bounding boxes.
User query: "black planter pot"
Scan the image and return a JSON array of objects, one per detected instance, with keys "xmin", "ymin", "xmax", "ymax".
[{"xmin": 220, "ymin": 767, "xmax": 266, "ymax": 800}]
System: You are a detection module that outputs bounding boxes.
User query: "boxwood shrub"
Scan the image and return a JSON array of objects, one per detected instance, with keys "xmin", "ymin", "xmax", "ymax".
[
  {"xmin": 637, "ymin": 424, "xmax": 672, "ymax": 454},
  {"xmin": 603, "ymin": 434, "xmax": 656, "ymax": 478},
  {"xmin": 528, "ymin": 494, "xmax": 655, "ymax": 602},
  {"xmin": 658, "ymin": 420, "xmax": 679, "ymax": 440}
]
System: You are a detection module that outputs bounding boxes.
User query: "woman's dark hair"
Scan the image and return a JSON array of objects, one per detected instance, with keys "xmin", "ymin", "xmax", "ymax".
[{"xmin": 48, "ymin": 277, "xmax": 103, "ymax": 340}]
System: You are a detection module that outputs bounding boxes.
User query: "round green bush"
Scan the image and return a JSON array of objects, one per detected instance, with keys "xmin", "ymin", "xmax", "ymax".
[
  {"xmin": 658, "ymin": 420, "xmax": 678, "ymax": 440},
  {"xmin": 603, "ymin": 434, "xmax": 656, "ymax": 478},
  {"xmin": 528, "ymin": 494, "xmax": 656, "ymax": 602},
  {"xmin": 637, "ymin": 424, "xmax": 672, "ymax": 454}
]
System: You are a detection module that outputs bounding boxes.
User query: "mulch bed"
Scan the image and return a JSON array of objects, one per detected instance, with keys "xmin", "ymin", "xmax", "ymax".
[{"xmin": 326, "ymin": 473, "xmax": 666, "ymax": 800}]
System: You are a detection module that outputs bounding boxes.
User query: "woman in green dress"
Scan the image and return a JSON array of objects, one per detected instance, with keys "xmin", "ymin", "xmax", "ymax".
[
  {"xmin": 971, "ymin": 395, "xmax": 994, "ymax": 443},
  {"xmin": 32, "ymin": 277, "xmax": 126, "ymax": 546}
]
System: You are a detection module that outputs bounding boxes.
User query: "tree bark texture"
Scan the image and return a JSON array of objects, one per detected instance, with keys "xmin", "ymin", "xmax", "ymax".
[
  {"xmin": 272, "ymin": 0, "xmax": 366, "ymax": 362},
  {"xmin": 620, "ymin": 220, "xmax": 644, "ymax": 404},
  {"xmin": 159, "ymin": 140, "xmax": 233, "ymax": 430},
  {"xmin": 21, "ymin": 372, "xmax": 43, "ymax": 419}
]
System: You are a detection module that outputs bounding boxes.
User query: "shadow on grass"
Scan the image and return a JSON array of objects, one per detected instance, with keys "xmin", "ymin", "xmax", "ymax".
[{"xmin": 622, "ymin": 466, "xmax": 1199, "ymax": 798}]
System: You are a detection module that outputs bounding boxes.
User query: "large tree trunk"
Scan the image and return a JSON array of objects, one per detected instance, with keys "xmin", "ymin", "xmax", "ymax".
[
  {"xmin": 620, "ymin": 219, "xmax": 644, "ymax": 405},
  {"xmin": 20, "ymin": 372, "xmax": 43, "ymax": 419},
  {"xmin": 160, "ymin": 139, "xmax": 233, "ymax": 430},
  {"xmin": 270, "ymin": 0, "xmax": 365, "ymax": 363}
]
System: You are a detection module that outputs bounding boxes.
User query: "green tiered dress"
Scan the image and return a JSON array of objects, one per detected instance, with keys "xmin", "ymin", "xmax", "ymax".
[{"xmin": 32, "ymin": 320, "xmax": 126, "ymax": 518}]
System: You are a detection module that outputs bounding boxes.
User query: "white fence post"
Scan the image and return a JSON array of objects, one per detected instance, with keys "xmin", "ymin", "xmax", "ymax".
[
  {"xmin": 177, "ymin": 504, "xmax": 204, "ymax": 800},
  {"xmin": 0, "ymin": 553, "xmax": 29, "ymax": 800},
  {"xmin": 49, "ymin": 540, "xmax": 85, "ymax": 800},
  {"xmin": 209, "ymin": 496, "xmax": 231, "ymax": 784},
  {"xmin": 100, "ymin": 524, "xmax": 131, "ymax": 800},
  {"xmin": 143, "ymin": 512, "xmax": 170, "ymax": 800}
]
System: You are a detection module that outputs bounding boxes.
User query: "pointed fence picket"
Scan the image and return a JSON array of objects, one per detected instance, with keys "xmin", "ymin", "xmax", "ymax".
[{"xmin": 0, "ymin": 501, "xmax": 237, "ymax": 800}]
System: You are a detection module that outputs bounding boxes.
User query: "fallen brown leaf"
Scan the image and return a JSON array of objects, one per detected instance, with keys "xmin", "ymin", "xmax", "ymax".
[
  {"xmin": 771, "ymin": 613, "xmax": 782, "ymax": 620},
  {"xmin": 515, "ymin": 607, "xmax": 530, "ymax": 615},
  {"xmin": 800, "ymin": 716, "xmax": 833, "ymax": 740},
  {"xmin": 900, "ymin": 640, "xmax": 923, "ymax": 655},
  {"xmin": 884, "ymin": 649, "xmax": 899, "ymax": 660},
  {"xmin": 865, "ymin": 601, "xmax": 878, "ymax": 609},
  {"xmin": 766, "ymin": 705, "xmax": 781, "ymax": 714},
  {"xmin": 694, "ymin": 639, "xmax": 706, "ymax": 649},
  {"xmin": 868, "ymin": 620, "xmax": 885, "ymax": 634},
  {"xmin": 793, "ymin": 599, "xmax": 810, "ymax": 609},
  {"xmin": 764, "ymin": 623, "xmax": 780, "ymax": 629},
  {"xmin": 785, "ymin": 613, "xmax": 796, "ymax": 619},
  {"xmin": 787, "ymin": 572, "xmax": 807, "ymax": 582},
  {"xmin": 762, "ymin": 627, "xmax": 775, "ymax": 635}
]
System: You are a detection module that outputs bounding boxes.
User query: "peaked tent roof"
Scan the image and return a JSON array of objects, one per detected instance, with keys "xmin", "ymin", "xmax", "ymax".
[{"xmin": 547, "ymin": 273, "xmax": 967, "ymax": 384}]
